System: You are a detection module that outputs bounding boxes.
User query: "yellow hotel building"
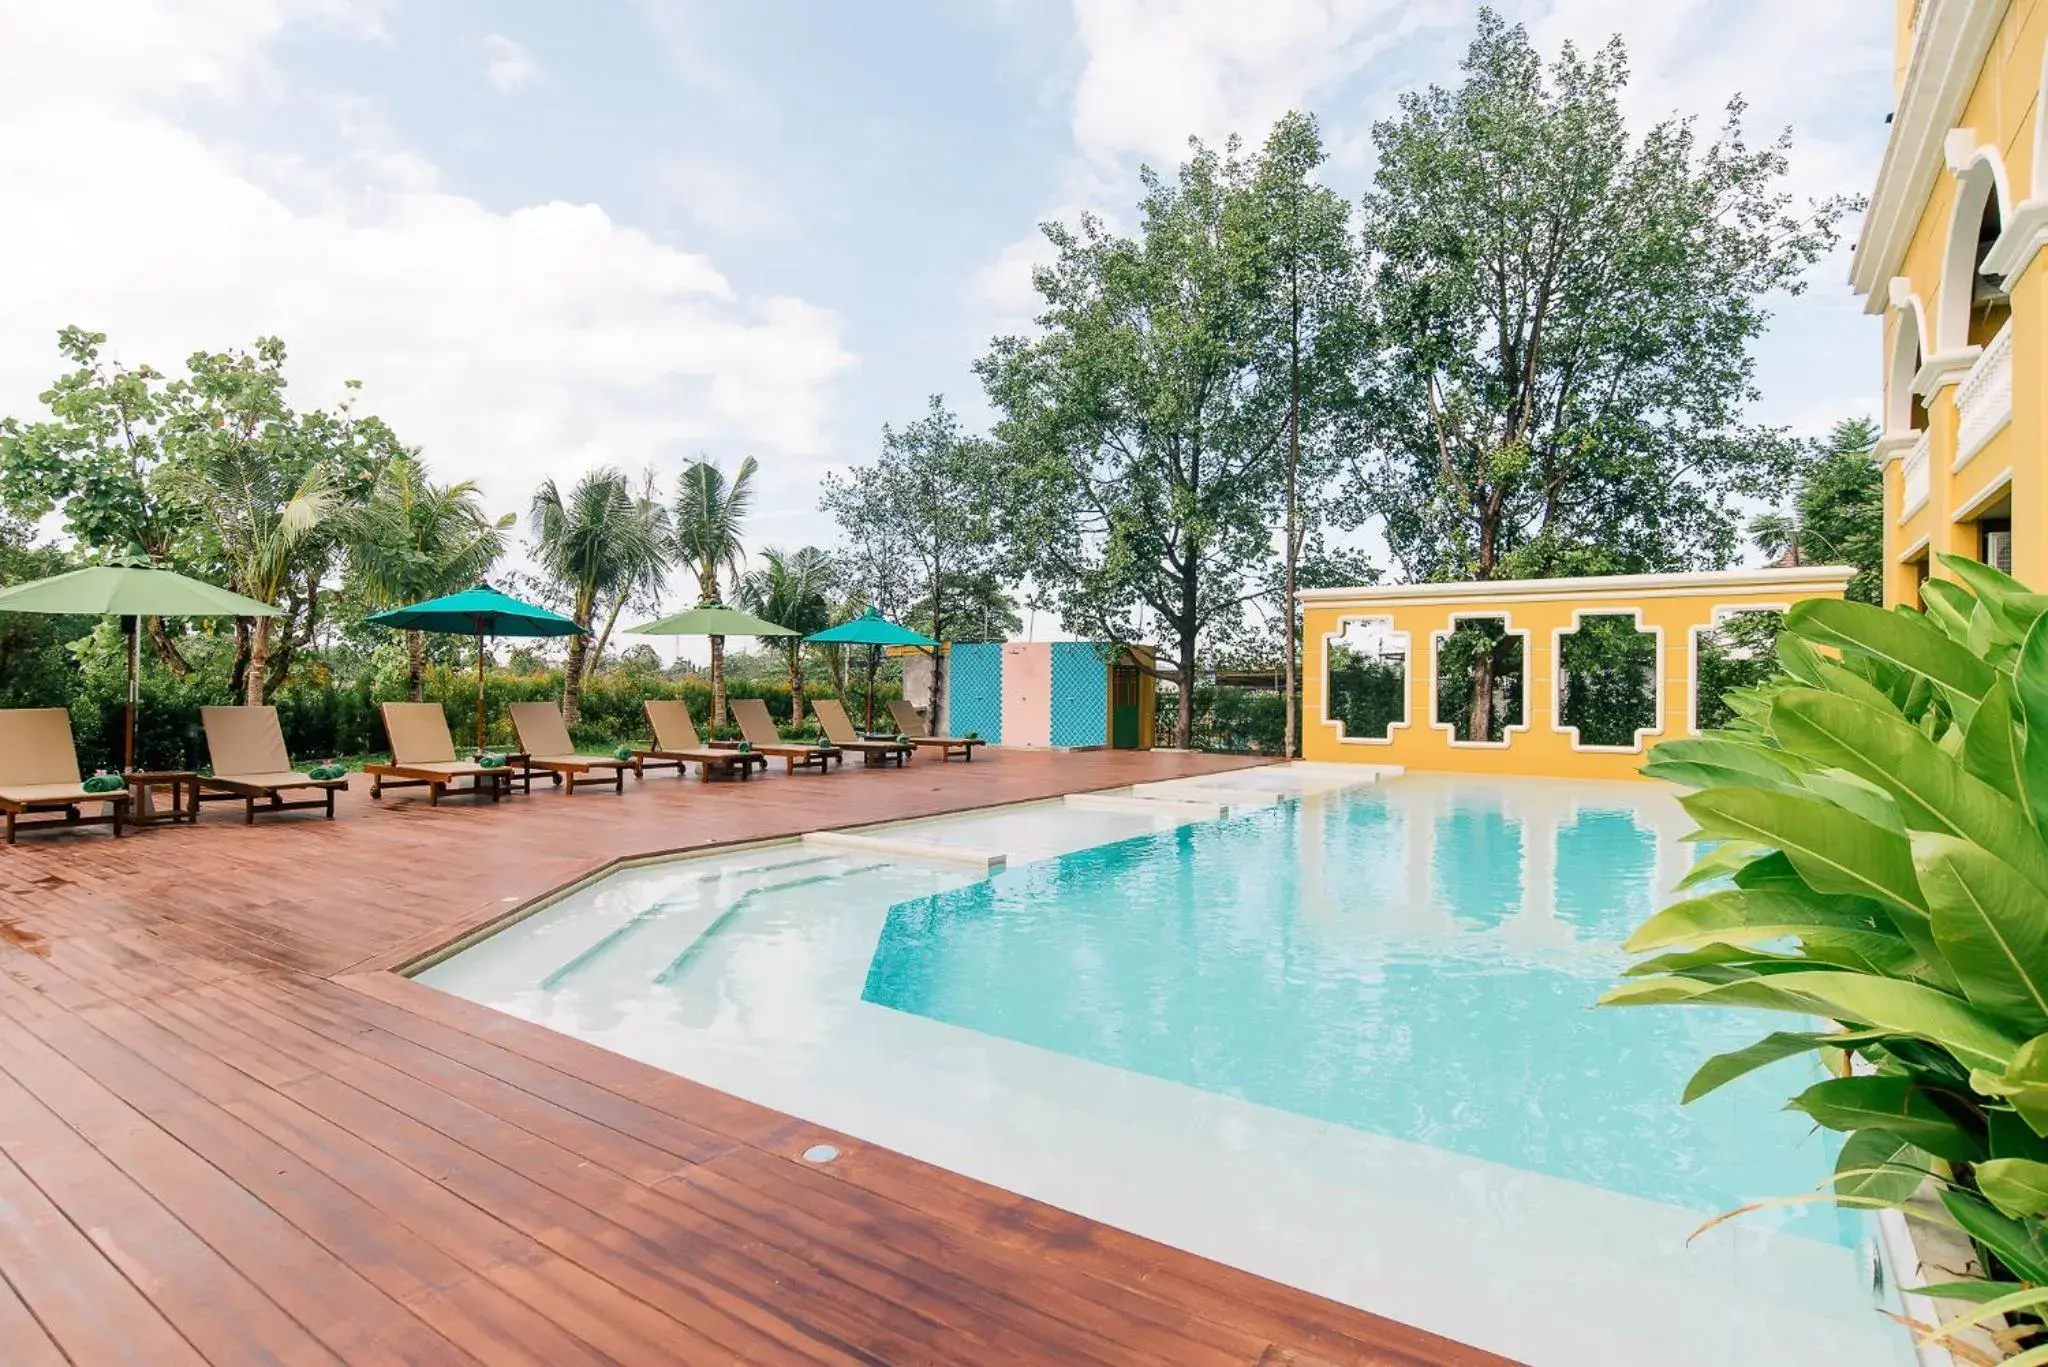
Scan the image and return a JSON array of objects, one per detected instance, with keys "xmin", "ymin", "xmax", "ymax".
[{"xmin": 1855, "ymin": 0, "xmax": 2048, "ymax": 602}]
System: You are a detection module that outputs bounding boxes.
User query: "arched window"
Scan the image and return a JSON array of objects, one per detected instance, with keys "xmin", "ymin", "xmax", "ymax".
[
  {"xmin": 1939, "ymin": 152, "xmax": 2012, "ymax": 352},
  {"xmin": 1886, "ymin": 302, "xmax": 1928, "ymax": 436}
]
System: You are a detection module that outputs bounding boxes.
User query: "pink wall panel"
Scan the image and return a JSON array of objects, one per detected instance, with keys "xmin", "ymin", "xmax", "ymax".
[{"xmin": 1002, "ymin": 643, "xmax": 1052, "ymax": 747}]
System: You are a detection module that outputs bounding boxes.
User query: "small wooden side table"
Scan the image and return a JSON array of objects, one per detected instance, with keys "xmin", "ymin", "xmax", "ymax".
[{"xmin": 123, "ymin": 771, "xmax": 201, "ymax": 827}]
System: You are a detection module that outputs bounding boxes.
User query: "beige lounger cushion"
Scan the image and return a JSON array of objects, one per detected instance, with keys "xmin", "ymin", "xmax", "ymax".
[
  {"xmin": 0, "ymin": 708, "xmax": 85, "ymax": 788},
  {"xmin": 382, "ymin": 702, "xmax": 459, "ymax": 765},
  {"xmin": 644, "ymin": 699, "xmax": 708, "ymax": 752},
  {"xmin": 209, "ymin": 770, "xmax": 339, "ymax": 790},
  {"xmin": 395, "ymin": 760, "xmax": 493, "ymax": 778},
  {"xmin": 201, "ymin": 705, "xmax": 299, "ymax": 780},
  {"xmin": 0, "ymin": 782, "xmax": 127, "ymax": 806},
  {"xmin": 507, "ymin": 703, "xmax": 626, "ymax": 769},
  {"xmin": 887, "ymin": 699, "xmax": 932, "ymax": 738},
  {"xmin": 731, "ymin": 697, "xmax": 823, "ymax": 752},
  {"xmin": 810, "ymin": 698, "xmax": 864, "ymax": 746}
]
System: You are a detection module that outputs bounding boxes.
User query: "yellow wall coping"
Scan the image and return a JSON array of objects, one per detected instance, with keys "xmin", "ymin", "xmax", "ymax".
[{"xmin": 1297, "ymin": 565, "xmax": 1857, "ymax": 607}]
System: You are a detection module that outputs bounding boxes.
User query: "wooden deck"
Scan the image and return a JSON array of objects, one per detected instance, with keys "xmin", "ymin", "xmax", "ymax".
[{"xmin": 0, "ymin": 747, "xmax": 1514, "ymax": 1367}]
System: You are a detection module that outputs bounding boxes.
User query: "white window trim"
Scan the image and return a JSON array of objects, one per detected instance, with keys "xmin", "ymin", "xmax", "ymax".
[
  {"xmin": 1951, "ymin": 467, "xmax": 2013, "ymax": 522},
  {"xmin": 1428, "ymin": 612, "xmax": 1531, "ymax": 750},
  {"xmin": 1319, "ymin": 615, "xmax": 1411, "ymax": 746},
  {"xmin": 1686, "ymin": 605, "xmax": 1793, "ymax": 736},
  {"xmin": 1550, "ymin": 609, "xmax": 1664, "ymax": 755}
]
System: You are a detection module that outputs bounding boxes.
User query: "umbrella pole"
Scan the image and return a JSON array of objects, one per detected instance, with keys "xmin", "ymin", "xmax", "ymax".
[
  {"xmin": 865, "ymin": 644, "xmax": 880, "ymax": 732},
  {"xmin": 475, "ymin": 627, "xmax": 487, "ymax": 754},
  {"xmin": 124, "ymin": 614, "xmax": 139, "ymax": 773}
]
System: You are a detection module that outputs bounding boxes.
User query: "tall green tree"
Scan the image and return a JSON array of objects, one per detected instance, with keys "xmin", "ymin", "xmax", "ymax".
[
  {"xmin": 587, "ymin": 469, "xmax": 672, "ymax": 676},
  {"xmin": 344, "ymin": 454, "xmax": 513, "ymax": 700},
  {"xmin": 1359, "ymin": 9, "xmax": 1853, "ymax": 583},
  {"xmin": 157, "ymin": 339, "xmax": 397, "ymax": 703},
  {"xmin": 672, "ymin": 456, "xmax": 756, "ymax": 726},
  {"xmin": 530, "ymin": 467, "xmax": 665, "ymax": 726},
  {"xmin": 1231, "ymin": 111, "xmax": 1367, "ymax": 756},
  {"xmin": 820, "ymin": 397, "xmax": 1001, "ymax": 726},
  {"xmin": 978, "ymin": 141, "xmax": 1284, "ymax": 747},
  {"xmin": 1, "ymin": 328, "xmax": 199, "ymax": 673},
  {"xmin": 738, "ymin": 546, "xmax": 835, "ymax": 726},
  {"xmin": 1747, "ymin": 416, "xmax": 1883, "ymax": 603}
]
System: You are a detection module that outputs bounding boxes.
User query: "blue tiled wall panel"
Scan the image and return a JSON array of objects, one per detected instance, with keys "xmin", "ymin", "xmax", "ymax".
[
  {"xmin": 946, "ymin": 643, "xmax": 1004, "ymax": 744},
  {"xmin": 1049, "ymin": 642, "xmax": 1109, "ymax": 747}
]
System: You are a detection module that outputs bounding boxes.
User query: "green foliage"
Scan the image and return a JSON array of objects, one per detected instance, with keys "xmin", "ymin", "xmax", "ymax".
[
  {"xmin": 1326, "ymin": 648, "xmax": 1405, "ymax": 742},
  {"xmin": 1612, "ymin": 556, "xmax": 2048, "ymax": 1324},
  {"xmin": 1558, "ymin": 615, "xmax": 1657, "ymax": 747},
  {"xmin": 1158, "ymin": 684, "xmax": 1289, "ymax": 755},
  {"xmin": 738, "ymin": 545, "xmax": 836, "ymax": 722},
  {"xmin": 1434, "ymin": 618, "xmax": 1525, "ymax": 742},
  {"xmin": 1694, "ymin": 610, "xmax": 1785, "ymax": 732},
  {"xmin": 530, "ymin": 466, "xmax": 668, "ymax": 725},
  {"xmin": 1747, "ymin": 417, "xmax": 1885, "ymax": 604},
  {"xmin": 1359, "ymin": 10, "xmax": 1856, "ymax": 581}
]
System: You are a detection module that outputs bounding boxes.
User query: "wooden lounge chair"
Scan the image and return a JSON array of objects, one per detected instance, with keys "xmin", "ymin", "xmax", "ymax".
[
  {"xmin": 728, "ymin": 698, "xmax": 840, "ymax": 774},
  {"xmin": 197, "ymin": 705, "xmax": 347, "ymax": 823},
  {"xmin": 364, "ymin": 703, "xmax": 515, "ymax": 805},
  {"xmin": 888, "ymin": 698, "xmax": 985, "ymax": 761},
  {"xmin": 633, "ymin": 700, "xmax": 766, "ymax": 781},
  {"xmin": 508, "ymin": 702, "xmax": 634, "ymax": 795},
  {"xmin": 811, "ymin": 698, "xmax": 911, "ymax": 768},
  {"xmin": 0, "ymin": 708, "xmax": 128, "ymax": 844}
]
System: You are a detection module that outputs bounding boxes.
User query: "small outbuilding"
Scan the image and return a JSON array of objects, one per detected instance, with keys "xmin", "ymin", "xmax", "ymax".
[{"xmin": 898, "ymin": 641, "xmax": 1156, "ymax": 750}]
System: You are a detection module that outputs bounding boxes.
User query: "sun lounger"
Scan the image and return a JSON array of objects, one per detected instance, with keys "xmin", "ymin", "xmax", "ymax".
[
  {"xmin": 364, "ymin": 702, "xmax": 515, "ymax": 805},
  {"xmin": 888, "ymin": 698, "xmax": 985, "ymax": 761},
  {"xmin": 632, "ymin": 700, "xmax": 766, "ymax": 780},
  {"xmin": 811, "ymin": 698, "xmax": 911, "ymax": 767},
  {"xmin": 508, "ymin": 702, "xmax": 634, "ymax": 795},
  {"xmin": 197, "ymin": 705, "xmax": 347, "ymax": 822},
  {"xmin": 0, "ymin": 708, "xmax": 129, "ymax": 844},
  {"xmin": 728, "ymin": 698, "xmax": 840, "ymax": 774}
]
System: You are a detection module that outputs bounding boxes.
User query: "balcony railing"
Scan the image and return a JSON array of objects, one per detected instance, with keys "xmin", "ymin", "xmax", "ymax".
[
  {"xmin": 1902, "ymin": 429, "xmax": 1931, "ymax": 521},
  {"xmin": 1955, "ymin": 320, "xmax": 2014, "ymax": 468}
]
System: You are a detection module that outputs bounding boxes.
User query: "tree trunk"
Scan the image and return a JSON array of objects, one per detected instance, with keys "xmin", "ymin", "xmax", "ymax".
[
  {"xmin": 1283, "ymin": 298, "xmax": 1301, "ymax": 759},
  {"xmin": 786, "ymin": 643, "xmax": 805, "ymax": 729},
  {"xmin": 925, "ymin": 589, "xmax": 944, "ymax": 733},
  {"xmin": 589, "ymin": 593, "xmax": 627, "ymax": 680},
  {"xmin": 1175, "ymin": 629, "xmax": 1197, "ymax": 749},
  {"xmin": 229, "ymin": 616, "xmax": 252, "ymax": 701},
  {"xmin": 246, "ymin": 616, "xmax": 270, "ymax": 706},
  {"xmin": 406, "ymin": 630, "xmax": 427, "ymax": 702},
  {"xmin": 562, "ymin": 633, "xmax": 588, "ymax": 727},
  {"xmin": 1466, "ymin": 645, "xmax": 1494, "ymax": 743},
  {"xmin": 146, "ymin": 617, "xmax": 190, "ymax": 678},
  {"xmin": 709, "ymin": 634, "xmax": 726, "ymax": 730}
]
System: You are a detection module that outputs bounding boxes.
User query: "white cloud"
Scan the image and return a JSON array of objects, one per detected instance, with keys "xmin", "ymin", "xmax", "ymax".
[
  {"xmin": 480, "ymin": 33, "xmax": 540, "ymax": 95},
  {"xmin": 0, "ymin": 0, "xmax": 856, "ymax": 538}
]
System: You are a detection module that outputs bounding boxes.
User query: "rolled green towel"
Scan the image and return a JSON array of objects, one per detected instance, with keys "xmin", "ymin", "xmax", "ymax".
[
  {"xmin": 82, "ymin": 771, "xmax": 124, "ymax": 794},
  {"xmin": 964, "ymin": 731, "xmax": 980, "ymax": 741},
  {"xmin": 613, "ymin": 744, "xmax": 633, "ymax": 760},
  {"xmin": 735, "ymin": 740, "xmax": 752, "ymax": 754},
  {"xmin": 477, "ymin": 753, "xmax": 507, "ymax": 769},
  {"xmin": 893, "ymin": 733, "xmax": 909, "ymax": 744},
  {"xmin": 307, "ymin": 764, "xmax": 346, "ymax": 781}
]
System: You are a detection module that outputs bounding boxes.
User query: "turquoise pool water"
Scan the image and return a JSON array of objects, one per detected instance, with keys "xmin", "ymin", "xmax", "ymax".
[{"xmin": 862, "ymin": 786, "xmax": 1852, "ymax": 1243}]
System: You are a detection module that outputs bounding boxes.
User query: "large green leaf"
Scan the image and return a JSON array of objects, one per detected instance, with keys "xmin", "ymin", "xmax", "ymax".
[
  {"xmin": 1788, "ymin": 1076, "xmax": 1984, "ymax": 1161},
  {"xmin": 1649, "ymin": 737, "xmax": 1813, "ymax": 783},
  {"xmin": 1623, "ymin": 887, "xmax": 1895, "ymax": 954},
  {"xmin": 1832, "ymin": 1128, "xmax": 1931, "ymax": 1205},
  {"xmin": 1941, "ymin": 1189, "xmax": 2048, "ymax": 1284},
  {"xmin": 1770, "ymin": 687, "xmax": 2048, "ymax": 891},
  {"xmin": 1683, "ymin": 1030, "xmax": 1878, "ymax": 1104},
  {"xmin": 1679, "ymin": 787, "xmax": 1927, "ymax": 919},
  {"xmin": 1941, "ymin": 553, "xmax": 2048, "ymax": 642},
  {"xmin": 1963, "ymin": 678, "xmax": 2025, "ymax": 802},
  {"xmin": 1973, "ymin": 1036, "xmax": 2048, "ymax": 1137},
  {"xmin": 1916, "ymin": 834, "xmax": 2048, "ymax": 1032},
  {"xmin": 2015, "ymin": 615, "xmax": 2048, "ymax": 839},
  {"xmin": 1978, "ymin": 1158, "xmax": 2048, "ymax": 1219},
  {"xmin": 1918, "ymin": 578, "xmax": 1978, "ymax": 643},
  {"xmin": 1787, "ymin": 598, "xmax": 1997, "ymax": 701},
  {"xmin": 1607, "ymin": 971, "xmax": 2021, "ymax": 1072}
]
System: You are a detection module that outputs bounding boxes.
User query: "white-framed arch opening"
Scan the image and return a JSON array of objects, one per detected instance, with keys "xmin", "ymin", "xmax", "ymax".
[
  {"xmin": 1885, "ymin": 296, "xmax": 1930, "ymax": 438},
  {"xmin": 1427, "ymin": 611, "xmax": 1531, "ymax": 749},
  {"xmin": 1319, "ymin": 615, "xmax": 1412, "ymax": 746},
  {"xmin": 1935, "ymin": 141, "xmax": 2014, "ymax": 357}
]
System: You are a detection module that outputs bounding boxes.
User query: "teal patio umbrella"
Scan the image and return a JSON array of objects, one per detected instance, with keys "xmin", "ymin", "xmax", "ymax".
[
  {"xmin": 366, "ymin": 584, "xmax": 584, "ymax": 752},
  {"xmin": 0, "ymin": 550, "xmax": 280, "ymax": 771},
  {"xmin": 804, "ymin": 608, "xmax": 938, "ymax": 730}
]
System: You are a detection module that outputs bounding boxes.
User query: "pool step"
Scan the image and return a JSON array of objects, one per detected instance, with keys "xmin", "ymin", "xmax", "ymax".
[
  {"xmin": 804, "ymin": 830, "xmax": 1006, "ymax": 873},
  {"xmin": 1063, "ymin": 792, "xmax": 1224, "ymax": 819},
  {"xmin": 1125, "ymin": 781, "xmax": 1282, "ymax": 808}
]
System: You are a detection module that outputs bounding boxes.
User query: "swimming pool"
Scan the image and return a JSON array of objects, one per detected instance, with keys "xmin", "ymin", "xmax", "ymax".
[{"xmin": 415, "ymin": 773, "xmax": 1913, "ymax": 1366}]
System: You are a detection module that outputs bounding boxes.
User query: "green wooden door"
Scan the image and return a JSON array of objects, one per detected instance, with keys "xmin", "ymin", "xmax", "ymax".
[{"xmin": 1111, "ymin": 667, "xmax": 1141, "ymax": 748}]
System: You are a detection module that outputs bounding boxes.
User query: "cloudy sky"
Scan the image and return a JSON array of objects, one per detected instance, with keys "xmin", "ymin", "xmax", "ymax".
[{"xmin": 0, "ymin": 0, "xmax": 1893, "ymax": 607}]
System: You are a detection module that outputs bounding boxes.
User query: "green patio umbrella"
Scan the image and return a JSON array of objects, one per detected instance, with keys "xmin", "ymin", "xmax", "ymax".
[
  {"xmin": 804, "ymin": 607, "xmax": 938, "ymax": 730},
  {"xmin": 625, "ymin": 604, "xmax": 798, "ymax": 638},
  {"xmin": 0, "ymin": 550, "xmax": 280, "ymax": 772},
  {"xmin": 366, "ymin": 584, "xmax": 584, "ymax": 752}
]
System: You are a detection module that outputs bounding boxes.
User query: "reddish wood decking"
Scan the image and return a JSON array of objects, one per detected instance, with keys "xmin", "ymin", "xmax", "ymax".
[{"xmin": 0, "ymin": 747, "xmax": 1516, "ymax": 1366}]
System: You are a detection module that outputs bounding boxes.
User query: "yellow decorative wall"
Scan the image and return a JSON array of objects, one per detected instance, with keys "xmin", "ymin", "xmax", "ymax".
[{"xmin": 1300, "ymin": 568, "xmax": 1853, "ymax": 782}]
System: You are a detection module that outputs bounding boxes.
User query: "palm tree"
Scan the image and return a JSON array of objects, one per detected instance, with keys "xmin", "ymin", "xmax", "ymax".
[
  {"xmin": 586, "ymin": 469, "xmax": 672, "ymax": 677},
  {"xmin": 738, "ymin": 546, "xmax": 835, "ymax": 728},
  {"xmin": 345, "ymin": 454, "xmax": 513, "ymax": 700},
  {"xmin": 671, "ymin": 456, "xmax": 756, "ymax": 726},
  {"xmin": 530, "ymin": 467, "xmax": 666, "ymax": 726},
  {"xmin": 161, "ymin": 452, "xmax": 337, "ymax": 705}
]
